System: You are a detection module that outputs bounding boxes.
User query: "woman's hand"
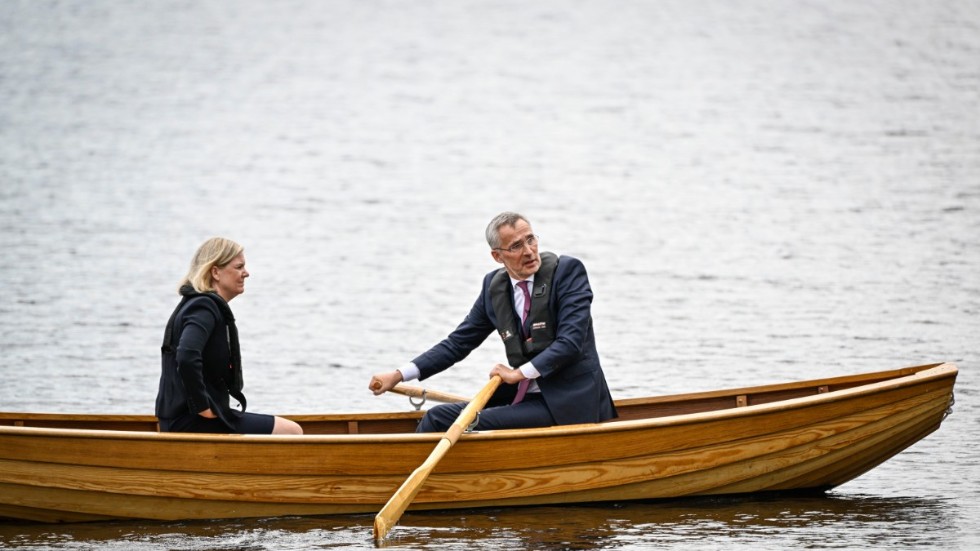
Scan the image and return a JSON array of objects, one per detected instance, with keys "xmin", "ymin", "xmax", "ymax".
[{"xmin": 198, "ymin": 408, "xmax": 217, "ymax": 418}]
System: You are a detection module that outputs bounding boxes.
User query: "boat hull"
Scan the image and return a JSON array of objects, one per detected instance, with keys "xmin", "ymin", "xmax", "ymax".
[{"xmin": 0, "ymin": 363, "xmax": 957, "ymax": 523}]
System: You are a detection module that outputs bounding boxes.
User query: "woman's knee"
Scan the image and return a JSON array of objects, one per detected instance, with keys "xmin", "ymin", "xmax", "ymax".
[{"xmin": 273, "ymin": 416, "xmax": 303, "ymax": 435}]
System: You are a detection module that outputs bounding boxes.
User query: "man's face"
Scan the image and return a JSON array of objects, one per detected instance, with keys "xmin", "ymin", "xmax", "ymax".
[{"xmin": 490, "ymin": 219, "xmax": 541, "ymax": 280}]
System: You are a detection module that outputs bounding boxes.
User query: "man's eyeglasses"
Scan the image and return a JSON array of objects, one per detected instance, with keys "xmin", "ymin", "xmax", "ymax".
[{"xmin": 495, "ymin": 234, "xmax": 538, "ymax": 254}]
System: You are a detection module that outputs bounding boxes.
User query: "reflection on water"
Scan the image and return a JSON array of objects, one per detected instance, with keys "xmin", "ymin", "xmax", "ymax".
[
  {"xmin": 0, "ymin": 494, "xmax": 959, "ymax": 550},
  {"xmin": 391, "ymin": 495, "xmax": 960, "ymax": 550}
]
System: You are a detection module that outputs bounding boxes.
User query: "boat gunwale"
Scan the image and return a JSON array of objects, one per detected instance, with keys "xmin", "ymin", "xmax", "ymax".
[{"xmin": 0, "ymin": 363, "xmax": 956, "ymax": 445}]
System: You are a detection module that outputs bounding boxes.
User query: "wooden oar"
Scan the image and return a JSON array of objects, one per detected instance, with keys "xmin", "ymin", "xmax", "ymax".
[
  {"xmin": 390, "ymin": 383, "xmax": 467, "ymax": 404},
  {"xmin": 373, "ymin": 375, "xmax": 502, "ymax": 543}
]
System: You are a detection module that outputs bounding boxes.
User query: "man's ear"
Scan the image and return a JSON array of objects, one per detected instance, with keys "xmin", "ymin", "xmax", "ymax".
[{"xmin": 490, "ymin": 250, "xmax": 503, "ymax": 264}]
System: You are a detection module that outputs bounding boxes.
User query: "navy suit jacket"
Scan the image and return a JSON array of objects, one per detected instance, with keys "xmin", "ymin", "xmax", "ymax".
[{"xmin": 412, "ymin": 254, "xmax": 617, "ymax": 425}]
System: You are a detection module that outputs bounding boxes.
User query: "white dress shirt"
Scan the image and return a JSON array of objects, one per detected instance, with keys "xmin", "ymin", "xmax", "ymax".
[{"xmin": 397, "ymin": 275, "xmax": 542, "ymax": 390}]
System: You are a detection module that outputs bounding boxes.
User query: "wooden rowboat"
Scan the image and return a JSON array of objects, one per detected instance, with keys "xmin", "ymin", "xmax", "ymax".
[{"xmin": 0, "ymin": 362, "xmax": 957, "ymax": 524}]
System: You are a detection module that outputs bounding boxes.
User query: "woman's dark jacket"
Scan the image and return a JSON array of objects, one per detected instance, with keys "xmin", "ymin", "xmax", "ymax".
[{"xmin": 155, "ymin": 285, "xmax": 246, "ymax": 430}]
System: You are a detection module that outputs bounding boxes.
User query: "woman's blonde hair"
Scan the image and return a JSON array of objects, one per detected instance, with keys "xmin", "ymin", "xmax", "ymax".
[{"xmin": 179, "ymin": 237, "xmax": 244, "ymax": 294}]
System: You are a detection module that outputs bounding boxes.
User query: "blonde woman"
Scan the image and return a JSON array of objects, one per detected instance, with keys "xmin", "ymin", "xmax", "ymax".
[{"xmin": 155, "ymin": 237, "xmax": 302, "ymax": 435}]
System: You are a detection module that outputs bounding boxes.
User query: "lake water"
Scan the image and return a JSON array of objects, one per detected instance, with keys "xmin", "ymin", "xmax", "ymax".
[{"xmin": 1, "ymin": 0, "xmax": 978, "ymax": 549}]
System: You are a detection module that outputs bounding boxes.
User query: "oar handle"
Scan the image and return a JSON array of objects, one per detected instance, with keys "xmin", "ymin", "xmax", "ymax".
[
  {"xmin": 391, "ymin": 383, "xmax": 468, "ymax": 404},
  {"xmin": 373, "ymin": 376, "xmax": 502, "ymax": 543}
]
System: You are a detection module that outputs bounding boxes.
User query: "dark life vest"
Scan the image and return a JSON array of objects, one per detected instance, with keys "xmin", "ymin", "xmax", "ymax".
[
  {"xmin": 160, "ymin": 287, "xmax": 247, "ymax": 413},
  {"xmin": 489, "ymin": 251, "xmax": 559, "ymax": 368}
]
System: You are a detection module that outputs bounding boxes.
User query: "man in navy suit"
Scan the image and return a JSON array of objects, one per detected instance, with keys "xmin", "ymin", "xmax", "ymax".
[{"xmin": 369, "ymin": 212, "xmax": 617, "ymax": 432}]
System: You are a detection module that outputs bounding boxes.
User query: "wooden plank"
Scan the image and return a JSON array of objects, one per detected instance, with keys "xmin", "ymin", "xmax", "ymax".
[
  {"xmin": 0, "ymin": 388, "xmax": 946, "ymax": 519},
  {"xmin": 0, "ymin": 362, "xmax": 953, "ymax": 432},
  {"xmin": 0, "ymin": 370, "xmax": 955, "ymax": 478},
  {"xmin": 0, "ymin": 363, "xmax": 957, "ymax": 523},
  {"xmin": 0, "ymin": 382, "xmax": 950, "ymax": 501}
]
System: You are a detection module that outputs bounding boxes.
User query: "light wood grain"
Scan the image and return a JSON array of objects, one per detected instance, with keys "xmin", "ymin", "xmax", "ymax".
[
  {"xmin": 390, "ymin": 383, "xmax": 468, "ymax": 404},
  {"xmin": 0, "ymin": 363, "xmax": 957, "ymax": 524},
  {"xmin": 373, "ymin": 375, "xmax": 501, "ymax": 542}
]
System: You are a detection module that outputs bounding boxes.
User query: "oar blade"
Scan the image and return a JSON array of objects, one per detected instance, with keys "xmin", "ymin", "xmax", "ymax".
[
  {"xmin": 373, "ymin": 441, "xmax": 450, "ymax": 542},
  {"xmin": 372, "ymin": 376, "xmax": 502, "ymax": 543}
]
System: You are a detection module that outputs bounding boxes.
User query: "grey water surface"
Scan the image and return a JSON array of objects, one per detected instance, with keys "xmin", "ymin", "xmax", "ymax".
[{"xmin": 1, "ymin": 0, "xmax": 978, "ymax": 549}]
